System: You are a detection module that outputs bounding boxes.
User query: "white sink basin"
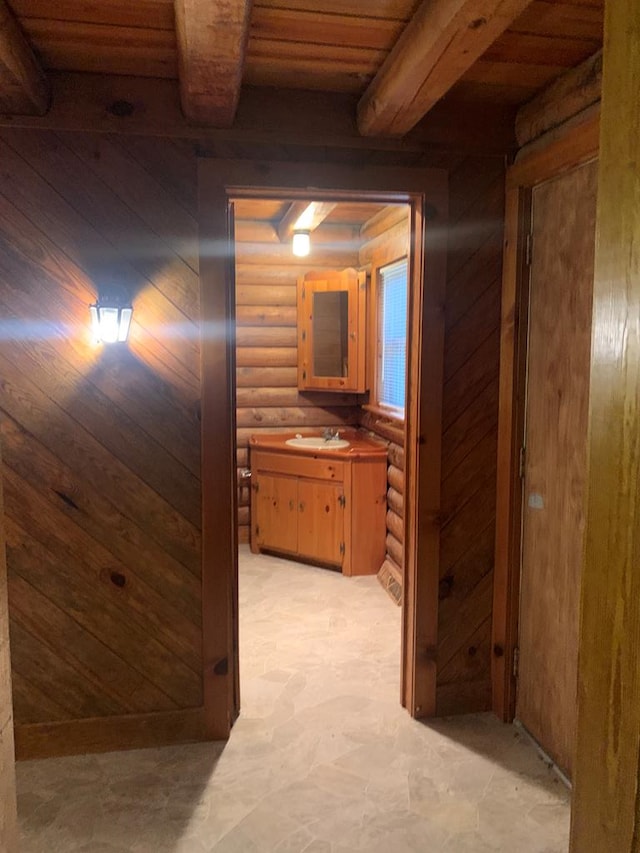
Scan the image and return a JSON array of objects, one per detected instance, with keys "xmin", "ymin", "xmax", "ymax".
[{"xmin": 285, "ymin": 437, "xmax": 350, "ymax": 450}]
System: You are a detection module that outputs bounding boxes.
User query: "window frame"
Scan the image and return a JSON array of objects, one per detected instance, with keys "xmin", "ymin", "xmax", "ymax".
[{"xmin": 367, "ymin": 249, "xmax": 410, "ymax": 424}]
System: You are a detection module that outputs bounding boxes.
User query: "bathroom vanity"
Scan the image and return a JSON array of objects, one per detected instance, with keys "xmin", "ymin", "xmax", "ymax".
[{"xmin": 249, "ymin": 431, "xmax": 387, "ymax": 575}]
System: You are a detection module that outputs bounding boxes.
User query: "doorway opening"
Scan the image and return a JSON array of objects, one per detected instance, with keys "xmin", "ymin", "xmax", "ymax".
[
  {"xmin": 197, "ymin": 159, "xmax": 449, "ymax": 737},
  {"xmin": 232, "ymin": 196, "xmax": 412, "ymax": 721}
]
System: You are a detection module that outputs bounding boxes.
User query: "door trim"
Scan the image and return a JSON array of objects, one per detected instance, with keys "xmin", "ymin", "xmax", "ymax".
[
  {"xmin": 492, "ymin": 113, "xmax": 600, "ymax": 721},
  {"xmin": 198, "ymin": 159, "xmax": 448, "ymax": 735}
]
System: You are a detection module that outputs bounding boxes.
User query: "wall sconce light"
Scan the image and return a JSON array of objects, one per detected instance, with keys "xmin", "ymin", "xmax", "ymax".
[
  {"xmin": 90, "ymin": 298, "xmax": 133, "ymax": 343},
  {"xmin": 292, "ymin": 230, "xmax": 311, "ymax": 257}
]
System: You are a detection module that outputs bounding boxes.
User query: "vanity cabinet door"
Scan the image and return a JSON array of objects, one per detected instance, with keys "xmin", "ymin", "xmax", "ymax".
[
  {"xmin": 297, "ymin": 479, "xmax": 344, "ymax": 566},
  {"xmin": 254, "ymin": 474, "xmax": 298, "ymax": 554}
]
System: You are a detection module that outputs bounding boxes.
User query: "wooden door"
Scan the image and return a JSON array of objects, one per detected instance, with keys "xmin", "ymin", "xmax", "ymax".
[
  {"xmin": 297, "ymin": 479, "xmax": 344, "ymax": 566},
  {"xmin": 517, "ymin": 159, "xmax": 598, "ymax": 778},
  {"xmin": 254, "ymin": 474, "xmax": 298, "ymax": 554}
]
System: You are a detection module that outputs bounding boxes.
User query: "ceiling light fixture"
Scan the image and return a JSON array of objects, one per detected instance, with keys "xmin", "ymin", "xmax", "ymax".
[{"xmin": 292, "ymin": 230, "xmax": 311, "ymax": 257}]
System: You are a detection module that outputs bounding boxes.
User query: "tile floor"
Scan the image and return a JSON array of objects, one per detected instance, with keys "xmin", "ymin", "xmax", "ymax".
[{"xmin": 17, "ymin": 547, "xmax": 570, "ymax": 852}]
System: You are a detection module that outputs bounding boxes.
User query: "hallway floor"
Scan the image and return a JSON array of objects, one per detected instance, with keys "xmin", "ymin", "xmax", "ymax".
[{"xmin": 17, "ymin": 548, "xmax": 570, "ymax": 852}]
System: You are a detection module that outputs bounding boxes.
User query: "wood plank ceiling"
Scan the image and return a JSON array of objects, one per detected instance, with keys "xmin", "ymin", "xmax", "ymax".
[{"xmin": 3, "ymin": 0, "xmax": 604, "ymax": 137}]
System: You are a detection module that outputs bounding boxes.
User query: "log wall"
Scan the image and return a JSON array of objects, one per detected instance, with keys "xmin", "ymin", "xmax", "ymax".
[
  {"xmin": 437, "ymin": 156, "xmax": 505, "ymax": 714},
  {"xmin": 0, "ymin": 129, "xmax": 205, "ymax": 757},
  {"xmin": 235, "ymin": 218, "xmax": 361, "ymax": 544},
  {"xmin": 358, "ymin": 208, "xmax": 410, "ymax": 603}
]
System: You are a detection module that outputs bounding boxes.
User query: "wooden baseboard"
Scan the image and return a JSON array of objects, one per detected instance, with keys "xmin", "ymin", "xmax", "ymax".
[
  {"xmin": 435, "ymin": 681, "xmax": 492, "ymax": 717},
  {"xmin": 14, "ymin": 707, "xmax": 211, "ymax": 760}
]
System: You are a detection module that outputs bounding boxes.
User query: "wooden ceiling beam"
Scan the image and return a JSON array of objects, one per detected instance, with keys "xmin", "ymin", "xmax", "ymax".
[
  {"xmin": 0, "ymin": 0, "xmax": 50, "ymax": 115},
  {"xmin": 174, "ymin": 0, "xmax": 252, "ymax": 126},
  {"xmin": 276, "ymin": 202, "xmax": 338, "ymax": 243},
  {"xmin": 357, "ymin": 0, "xmax": 532, "ymax": 137}
]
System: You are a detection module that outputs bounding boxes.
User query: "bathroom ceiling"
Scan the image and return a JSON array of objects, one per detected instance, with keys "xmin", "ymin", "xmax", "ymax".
[{"xmin": 233, "ymin": 199, "xmax": 397, "ymax": 229}]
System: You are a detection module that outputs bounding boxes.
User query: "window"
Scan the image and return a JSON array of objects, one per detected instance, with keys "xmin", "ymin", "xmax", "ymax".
[{"xmin": 376, "ymin": 258, "xmax": 408, "ymax": 418}]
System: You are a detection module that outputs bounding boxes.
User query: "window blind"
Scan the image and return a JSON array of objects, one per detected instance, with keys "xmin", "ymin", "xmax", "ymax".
[{"xmin": 377, "ymin": 258, "xmax": 408, "ymax": 415}]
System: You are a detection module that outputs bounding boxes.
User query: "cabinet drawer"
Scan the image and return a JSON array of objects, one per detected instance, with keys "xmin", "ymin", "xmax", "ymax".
[{"xmin": 251, "ymin": 451, "xmax": 345, "ymax": 483}]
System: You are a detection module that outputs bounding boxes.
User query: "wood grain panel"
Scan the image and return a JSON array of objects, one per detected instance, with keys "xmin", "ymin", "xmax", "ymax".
[
  {"xmin": 10, "ymin": 671, "xmax": 68, "ymax": 724},
  {"xmin": 0, "ymin": 349, "xmax": 199, "ymax": 573},
  {"xmin": 4, "ymin": 466, "xmax": 200, "ymax": 675},
  {"xmin": 518, "ymin": 159, "xmax": 597, "ymax": 777},
  {"xmin": 237, "ymin": 366, "xmax": 297, "ymax": 387},
  {"xmin": 4, "ymin": 472, "xmax": 201, "ymax": 702},
  {"xmin": 0, "ymin": 130, "xmax": 204, "ymax": 757},
  {"xmin": 237, "ymin": 406, "xmax": 357, "ymax": 428},
  {"xmin": 236, "ymin": 326, "xmax": 297, "ymax": 347},
  {"xmin": 9, "ymin": 574, "xmax": 176, "ymax": 715},
  {"xmin": 173, "ymin": 0, "xmax": 251, "ymax": 126},
  {"xmin": 12, "ymin": 0, "xmax": 175, "ymax": 30},
  {"xmin": 59, "ymin": 131, "xmax": 199, "ymax": 272},
  {"xmin": 9, "ymin": 620, "xmax": 125, "ymax": 719},
  {"xmin": 15, "ymin": 708, "xmax": 207, "ymax": 760},
  {"xmin": 454, "ymin": 2, "xmax": 603, "ymax": 106},
  {"xmin": 253, "ymin": 1, "xmax": 417, "ymax": 20},
  {"xmin": 386, "ymin": 532, "xmax": 403, "ymax": 568},
  {"xmin": 0, "ymin": 134, "xmax": 200, "ymax": 391},
  {"xmin": 236, "ymin": 284, "xmax": 297, "ymax": 306},
  {"xmin": 0, "ymin": 445, "xmax": 18, "ymax": 852},
  {"xmin": 21, "ymin": 18, "xmax": 177, "ymax": 78},
  {"xmin": 0, "ymin": 419, "xmax": 201, "ymax": 625},
  {"xmin": 236, "ymin": 305, "xmax": 297, "ymax": 326},
  {"xmin": 571, "ymin": 1, "xmax": 640, "ymax": 844},
  {"xmin": 7, "ymin": 0, "xmax": 603, "ymax": 119},
  {"xmin": 0, "ymin": 334, "xmax": 200, "ymax": 526},
  {"xmin": 3, "ymin": 127, "xmax": 201, "ymax": 334},
  {"xmin": 236, "ymin": 388, "xmax": 358, "ymax": 407},
  {"xmin": 437, "ymin": 156, "xmax": 505, "ymax": 714},
  {"xmin": 0, "ymin": 0, "xmax": 50, "ymax": 116},
  {"xmin": 510, "ymin": 2, "xmax": 603, "ymax": 42},
  {"xmin": 250, "ymin": 7, "xmax": 403, "ymax": 50}
]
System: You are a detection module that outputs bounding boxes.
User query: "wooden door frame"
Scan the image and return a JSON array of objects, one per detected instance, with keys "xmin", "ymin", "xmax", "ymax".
[
  {"xmin": 492, "ymin": 115, "xmax": 600, "ymax": 721},
  {"xmin": 198, "ymin": 158, "xmax": 448, "ymax": 736}
]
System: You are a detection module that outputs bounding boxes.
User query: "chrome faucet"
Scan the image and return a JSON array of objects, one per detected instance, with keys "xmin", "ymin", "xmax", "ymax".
[{"xmin": 322, "ymin": 427, "xmax": 341, "ymax": 441}]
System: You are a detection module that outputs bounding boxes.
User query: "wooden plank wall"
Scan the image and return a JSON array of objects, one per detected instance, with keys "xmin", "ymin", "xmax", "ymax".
[
  {"xmin": 436, "ymin": 156, "xmax": 505, "ymax": 714},
  {"xmin": 358, "ymin": 207, "xmax": 410, "ymax": 602},
  {"xmin": 235, "ymin": 217, "xmax": 361, "ymax": 544},
  {"xmin": 0, "ymin": 128, "xmax": 205, "ymax": 756},
  {"xmin": 0, "ymin": 127, "xmax": 505, "ymax": 745},
  {"xmin": 0, "ymin": 447, "xmax": 18, "ymax": 852}
]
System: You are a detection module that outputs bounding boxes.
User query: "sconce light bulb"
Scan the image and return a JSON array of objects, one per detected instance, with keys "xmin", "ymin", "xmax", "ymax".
[
  {"xmin": 292, "ymin": 230, "xmax": 311, "ymax": 257},
  {"xmin": 90, "ymin": 301, "xmax": 133, "ymax": 344}
]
